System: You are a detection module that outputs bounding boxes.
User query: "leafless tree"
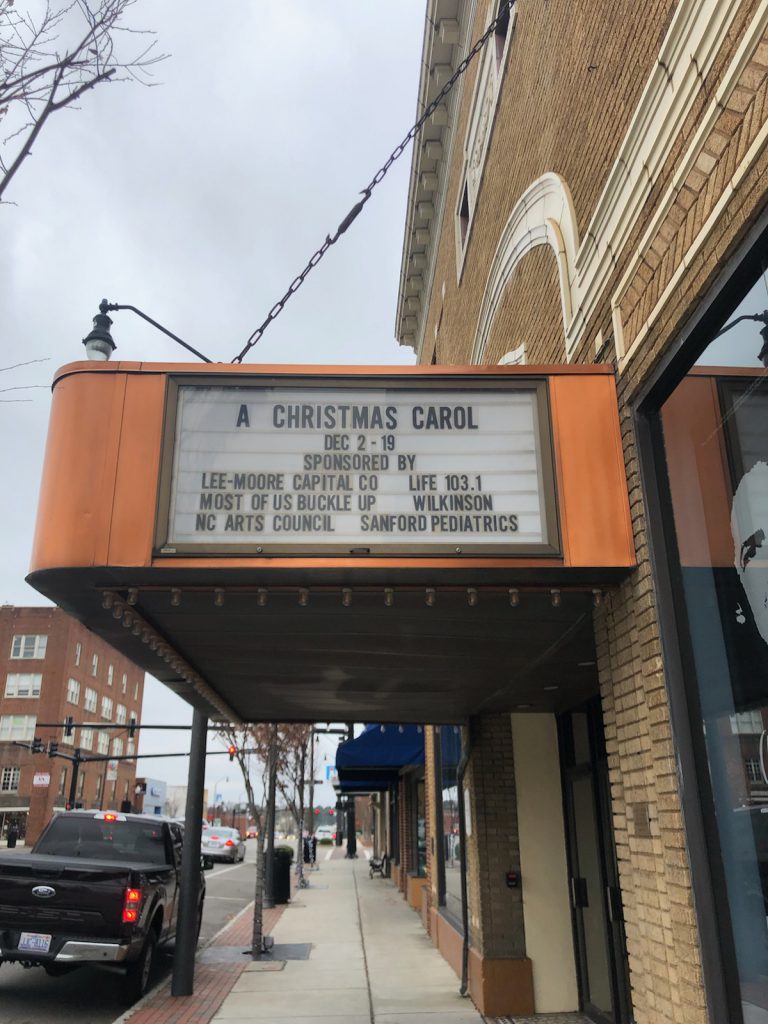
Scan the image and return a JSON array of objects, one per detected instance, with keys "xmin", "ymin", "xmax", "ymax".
[
  {"xmin": 0, "ymin": 0, "xmax": 165, "ymax": 203},
  {"xmin": 216, "ymin": 723, "xmax": 312, "ymax": 954}
]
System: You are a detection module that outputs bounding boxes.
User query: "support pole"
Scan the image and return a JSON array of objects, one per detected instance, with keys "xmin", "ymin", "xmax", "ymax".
[
  {"xmin": 171, "ymin": 707, "xmax": 207, "ymax": 996},
  {"xmin": 345, "ymin": 723, "xmax": 357, "ymax": 859},
  {"xmin": 67, "ymin": 751, "xmax": 81, "ymax": 810},
  {"xmin": 263, "ymin": 726, "xmax": 278, "ymax": 909}
]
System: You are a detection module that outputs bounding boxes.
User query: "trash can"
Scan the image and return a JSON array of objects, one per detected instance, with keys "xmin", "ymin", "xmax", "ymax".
[
  {"xmin": 273, "ymin": 848, "xmax": 292, "ymax": 905},
  {"xmin": 7, "ymin": 826, "xmax": 18, "ymax": 849}
]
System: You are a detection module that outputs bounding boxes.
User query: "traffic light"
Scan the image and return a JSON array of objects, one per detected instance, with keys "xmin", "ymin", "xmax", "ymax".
[
  {"xmin": 228, "ymin": 744, "xmax": 236, "ymax": 762},
  {"xmin": 329, "ymin": 808, "xmax": 334, "ymax": 816},
  {"xmin": 315, "ymin": 808, "xmax": 320, "ymax": 815},
  {"xmin": 128, "ymin": 717, "xmax": 137, "ymax": 739},
  {"xmin": 31, "ymin": 736, "xmax": 44, "ymax": 753},
  {"xmin": 64, "ymin": 716, "xmax": 74, "ymax": 737},
  {"xmin": 48, "ymin": 741, "xmax": 58, "ymax": 758}
]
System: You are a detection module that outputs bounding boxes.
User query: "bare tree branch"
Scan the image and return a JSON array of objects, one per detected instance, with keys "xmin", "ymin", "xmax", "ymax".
[{"xmin": 0, "ymin": 0, "xmax": 167, "ymax": 203}]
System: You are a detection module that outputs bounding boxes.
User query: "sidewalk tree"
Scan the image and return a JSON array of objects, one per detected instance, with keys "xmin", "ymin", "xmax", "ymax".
[
  {"xmin": 216, "ymin": 722, "xmax": 312, "ymax": 955},
  {"xmin": 0, "ymin": 0, "xmax": 165, "ymax": 204}
]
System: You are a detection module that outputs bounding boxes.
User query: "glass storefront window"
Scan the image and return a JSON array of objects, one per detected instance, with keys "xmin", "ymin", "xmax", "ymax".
[
  {"xmin": 437, "ymin": 725, "xmax": 463, "ymax": 925},
  {"xmin": 660, "ymin": 270, "xmax": 768, "ymax": 1022}
]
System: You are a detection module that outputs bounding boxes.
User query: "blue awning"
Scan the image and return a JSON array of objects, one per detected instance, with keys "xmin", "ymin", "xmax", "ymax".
[
  {"xmin": 336, "ymin": 724, "xmax": 424, "ymax": 771},
  {"xmin": 336, "ymin": 770, "xmax": 400, "ymax": 794}
]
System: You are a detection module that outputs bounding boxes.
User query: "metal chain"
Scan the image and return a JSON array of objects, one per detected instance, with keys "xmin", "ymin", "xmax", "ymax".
[{"xmin": 232, "ymin": 0, "xmax": 515, "ymax": 364}]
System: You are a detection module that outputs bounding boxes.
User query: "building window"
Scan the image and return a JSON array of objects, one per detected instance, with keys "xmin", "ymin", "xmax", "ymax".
[
  {"xmin": 84, "ymin": 687, "xmax": 97, "ymax": 713},
  {"xmin": 134, "ymin": 681, "xmax": 139, "ymax": 701},
  {"xmin": 97, "ymin": 731, "xmax": 109, "ymax": 755},
  {"xmin": 112, "ymin": 737, "xmax": 123, "ymax": 757},
  {"xmin": 91, "ymin": 653, "xmax": 98, "ymax": 677},
  {"xmin": 66, "ymin": 678, "xmax": 80, "ymax": 705},
  {"xmin": 95, "ymin": 773, "xmax": 102, "ymax": 802},
  {"xmin": 0, "ymin": 715, "xmax": 36, "ymax": 741},
  {"xmin": 493, "ymin": 0, "xmax": 513, "ymax": 68},
  {"xmin": 653, "ymin": 257, "xmax": 768, "ymax": 1015},
  {"xmin": 107, "ymin": 664, "xmax": 113, "ymax": 687},
  {"xmin": 80, "ymin": 727, "xmax": 94, "ymax": 751},
  {"xmin": 127, "ymin": 739, "xmax": 135, "ymax": 757},
  {"xmin": 730, "ymin": 710, "xmax": 765, "ymax": 734},
  {"xmin": 74, "ymin": 642, "xmax": 81, "ymax": 667},
  {"xmin": 1, "ymin": 767, "xmax": 20, "ymax": 792},
  {"xmin": 435, "ymin": 725, "xmax": 463, "ymax": 926},
  {"xmin": 101, "ymin": 696, "xmax": 113, "ymax": 721},
  {"xmin": 454, "ymin": 0, "xmax": 516, "ymax": 276},
  {"xmin": 10, "ymin": 635, "xmax": 47, "ymax": 660},
  {"xmin": 77, "ymin": 772, "xmax": 85, "ymax": 800},
  {"xmin": 5, "ymin": 673, "xmax": 42, "ymax": 699},
  {"xmin": 58, "ymin": 768, "xmax": 67, "ymax": 795},
  {"xmin": 116, "ymin": 704, "xmax": 127, "ymax": 725},
  {"xmin": 745, "ymin": 759, "xmax": 763, "ymax": 783},
  {"xmin": 121, "ymin": 672, "xmax": 127, "ymax": 695},
  {"xmin": 61, "ymin": 726, "xmax": 74, "ymax": 746}
]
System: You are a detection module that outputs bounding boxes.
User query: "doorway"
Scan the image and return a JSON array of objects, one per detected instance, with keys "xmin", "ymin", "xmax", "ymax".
[{"xmin": 560, "ymin": 699, "xmax": 632, "ymax": 1024}]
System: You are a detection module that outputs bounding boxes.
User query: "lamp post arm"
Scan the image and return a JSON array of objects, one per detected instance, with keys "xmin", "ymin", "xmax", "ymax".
[
  {"xmin": 103, "ymin": 302, "xmax": 213, "ymax": 363},
  {"xmin": 713, "ymin": 312, "xmax": 768, "ymax": 338}
]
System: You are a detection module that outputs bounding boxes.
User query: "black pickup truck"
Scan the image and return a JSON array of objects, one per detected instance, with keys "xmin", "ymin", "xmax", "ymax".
[{"xmin": 0, "ymin": 810, "xmax": 208, "ymax": 1003}]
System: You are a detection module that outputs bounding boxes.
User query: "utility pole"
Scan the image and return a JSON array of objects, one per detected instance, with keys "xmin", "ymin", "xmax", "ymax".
[
  {"xmin": 67, "ymin": 750, "xmax": 82, "ymax": 809},
  {"xmin": 345, "ymin": 722, "xmax": 357, "ymax": 859}
]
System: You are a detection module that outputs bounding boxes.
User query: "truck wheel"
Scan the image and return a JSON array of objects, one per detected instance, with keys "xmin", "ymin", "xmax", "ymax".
[{"xmin": 121, "ymin": 930, "xmax": 157, "ymax": 1005}]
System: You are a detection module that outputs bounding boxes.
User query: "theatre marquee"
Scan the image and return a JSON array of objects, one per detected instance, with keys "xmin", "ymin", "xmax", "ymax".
[{"xmin": 155, "ymin": 377, "xmax": 559, "ymax": 556}]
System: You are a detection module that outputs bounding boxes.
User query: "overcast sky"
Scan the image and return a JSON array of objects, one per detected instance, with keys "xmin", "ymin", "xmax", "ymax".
[{"xmin": 1, "ymin": 1, "xmax": 424, "ymax": 807}]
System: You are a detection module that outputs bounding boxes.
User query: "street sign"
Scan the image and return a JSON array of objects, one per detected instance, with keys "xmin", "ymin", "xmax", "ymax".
[{"xmin": 32, "ymin": 772, "xmax": 50, "ymax": 787}]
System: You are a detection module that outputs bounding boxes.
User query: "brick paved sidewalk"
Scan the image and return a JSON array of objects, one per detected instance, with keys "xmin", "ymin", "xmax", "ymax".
[{"xmin": 116, "ymin": 901, "xmax": 288, "ymax": 1024}]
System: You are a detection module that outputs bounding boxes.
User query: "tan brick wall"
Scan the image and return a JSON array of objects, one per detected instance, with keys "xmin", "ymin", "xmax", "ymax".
[
  {"xmin": 407, "ymin": 4, "xmax": 768, "ymax": 1021},
  {"xmin": 464, "ymin": 714, "xmax": 524, "ymax": 958},
  {"xmin": 423, "ymin": 725, "xmax": 438, "ymax": 935}
]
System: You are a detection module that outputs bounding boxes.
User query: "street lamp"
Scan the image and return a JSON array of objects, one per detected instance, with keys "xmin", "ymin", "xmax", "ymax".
[
  {"xmin": 82, "ymin": 301, "xmax": 116, "ymax": 361},
  {"xmin": 81, "ymin": 299, "xmax": 212, "ymax": 363},
  {"xmin": 211, "ymin": 775, "xmax": 228, "ymax": 819},
  {"xmin": 713, "ymin": 309, "xmax": 768, "ymax": 366}
]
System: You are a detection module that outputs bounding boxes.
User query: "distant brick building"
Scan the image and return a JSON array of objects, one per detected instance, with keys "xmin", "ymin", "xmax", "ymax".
[{"xmin": 0, "ymin": 606, "xmax": 144, "ymax": 844}]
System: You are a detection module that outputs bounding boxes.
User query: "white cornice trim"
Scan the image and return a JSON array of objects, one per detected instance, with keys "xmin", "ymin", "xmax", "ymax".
[
  {"xmin": 471, "ymin": 172, "xmax": 579, "ymax": 364},
  {"xmin": 613, "ymin": 0, "xmax": 768, "ymax": 372},
  {"xmin": 566, "ymin": 0, "xmax": 742, "ymax": 354},
  {"xmin": 395, "ymin": 0, "xmax": 478, "ymax": 357}
]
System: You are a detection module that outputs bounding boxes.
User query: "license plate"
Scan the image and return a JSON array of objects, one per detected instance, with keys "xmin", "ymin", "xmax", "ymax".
[{"xmin": 18, "ymin": 932, "xmax": 52, "ymax": 953}]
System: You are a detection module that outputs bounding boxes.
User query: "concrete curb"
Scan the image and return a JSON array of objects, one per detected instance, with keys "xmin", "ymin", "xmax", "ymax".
[{"xmin": 109, "ymin": 899, "xmax": 255, "ymax": 1024}]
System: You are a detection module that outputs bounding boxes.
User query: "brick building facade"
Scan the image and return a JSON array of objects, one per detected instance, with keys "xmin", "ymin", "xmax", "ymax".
[
  {"xmin": 0, "ymin": 606, "xmax": 144, "ymax": 844},
  {"xmin": 393, "ymin": 2, "xmax": 768, "ymax": 1023}
]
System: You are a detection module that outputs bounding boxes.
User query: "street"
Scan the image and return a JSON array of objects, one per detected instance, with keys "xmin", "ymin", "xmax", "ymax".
[{"xmin": 0, "ymin": 842, "xmax": 258, "ymax": 1024}]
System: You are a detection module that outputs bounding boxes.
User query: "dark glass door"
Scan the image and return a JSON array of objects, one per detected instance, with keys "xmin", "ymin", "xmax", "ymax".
[{"xmin": 561, "ymin": 700, "xmax": 631, "ymax": 1024}]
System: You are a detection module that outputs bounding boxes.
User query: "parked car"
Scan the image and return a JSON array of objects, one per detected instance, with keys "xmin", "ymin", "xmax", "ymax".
[
  {"xmin": 315, "ymin": 825, "xmax": 336, "ymax": 841},
  {"xmin": 0, "ymin": 810, "xmax": 209, "ymax": 1004},
  {"xmin": 201, "ymin": 827, "xmax": 246, "ymax": 863}
]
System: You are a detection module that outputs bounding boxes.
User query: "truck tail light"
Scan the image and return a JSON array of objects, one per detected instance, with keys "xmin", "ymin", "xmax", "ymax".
[
  {"xmin": 122, "ymin": 887, "xmax": 142, "ymax": 924},
  {"xmin": 224, "ymin": 839, "xmax": 235, "ymax": 847}
]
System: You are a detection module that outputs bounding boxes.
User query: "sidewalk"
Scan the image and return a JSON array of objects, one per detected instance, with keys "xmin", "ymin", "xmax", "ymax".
[{"xmin": 120, "ymin": 854, "xmax": 486, "ymax": 1024}]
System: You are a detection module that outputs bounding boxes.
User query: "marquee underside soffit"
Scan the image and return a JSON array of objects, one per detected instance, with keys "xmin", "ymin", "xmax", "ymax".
[{"xmin": 29, "ymin": 568, "xmax": 603, "ymax": 724}]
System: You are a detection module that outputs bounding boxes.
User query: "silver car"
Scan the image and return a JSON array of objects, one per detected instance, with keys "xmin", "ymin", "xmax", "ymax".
[{"xmin": 201, "ymin": 826, "xmax": 246, "ymax": 863}]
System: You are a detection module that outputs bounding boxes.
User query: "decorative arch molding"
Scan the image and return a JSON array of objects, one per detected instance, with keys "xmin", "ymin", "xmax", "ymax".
[{"xmin": 472, "ymin": 173, "xmax": 580, "ymax": 365}]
